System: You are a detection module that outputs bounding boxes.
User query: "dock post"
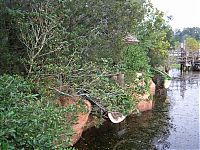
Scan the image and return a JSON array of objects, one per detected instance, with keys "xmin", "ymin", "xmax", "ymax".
[{"xmin": 180, "ymin": 64, "xmax": 183, "ymax": 72}]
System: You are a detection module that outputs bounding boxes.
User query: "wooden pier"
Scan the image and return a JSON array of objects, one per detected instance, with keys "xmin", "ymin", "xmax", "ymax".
[{"xmin": 169, "ymin": 48, "xmax": 200, "ymax": 71}]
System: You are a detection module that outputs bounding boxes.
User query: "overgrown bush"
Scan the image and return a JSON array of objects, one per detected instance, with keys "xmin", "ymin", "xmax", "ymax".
[
  {"xmin": 0, "ymin": 75, "xmax": 81, "ymax": 149},
  {"xmin": 0, "ymin": 1, "xmax": 175, "ymax": 148},
  {"xmin": 0, "ymin": 0, "xmax": 148, "ymax": 116}
]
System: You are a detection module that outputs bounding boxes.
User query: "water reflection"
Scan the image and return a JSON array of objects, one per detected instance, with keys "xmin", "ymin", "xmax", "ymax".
[
  {"xmin": 75, "ymin": 69, "xmax": 200, "ymax": 150},
  {"xmin": 76, "ymin": 91, "xmax": 172, "ymax": 149},
  {"xmin": 169, "ymin": 70, "xmax": 200, "ymax": 99},
  {"xmin": 75, "ymin": 106, "xmax": 172, "ymax": 150},
  {"xmin": 165, "ymin": 70, "xmax": 200, "ymax": 150}
]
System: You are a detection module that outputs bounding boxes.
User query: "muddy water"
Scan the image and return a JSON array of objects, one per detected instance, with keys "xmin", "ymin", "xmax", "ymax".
[{"xmin": 75, "ymin": 69, "xmax": 200, "ymax": 150}]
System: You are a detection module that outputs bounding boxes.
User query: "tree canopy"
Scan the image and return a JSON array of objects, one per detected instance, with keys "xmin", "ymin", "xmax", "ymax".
[
  {"xmin": 0, "ymin": 0, "xmax": 174, "ymax": 149},
  {"xmin": 174, "ymin": 27, "xmax": 200, "ymax": 42},
  {"xmin": 185, "ymin": 37, "xmax": 199, "ymax": 52}
]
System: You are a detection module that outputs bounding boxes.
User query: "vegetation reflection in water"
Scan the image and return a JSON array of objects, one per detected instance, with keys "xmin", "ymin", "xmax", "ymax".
[
  {"xmin": 75, "ymin": 90, "xmax": 172, "ymax": 149},
  {"xmin": 75, "ymin": 69, "xmax": 200, "ymax": 150}
]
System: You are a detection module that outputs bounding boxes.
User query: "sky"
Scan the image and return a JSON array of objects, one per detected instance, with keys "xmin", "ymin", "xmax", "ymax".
[{"xmin": 151, "ymin": 0, "xmax": 200, "ymax": 30}]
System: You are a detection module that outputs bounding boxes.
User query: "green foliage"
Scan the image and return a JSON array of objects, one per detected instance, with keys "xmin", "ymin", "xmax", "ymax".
[
  {"xmin": 2, "ymin": 0, "xmax": 146, "ymax": 75},
  {"xmin": 171, "ymin": 63, "xmax": 180, "ymax": 69},
  {"xmin": 185, "ymin": 37, "xmax": 199, "ymax": 52},
  {"xmin": 135, "ymin": 2, "xmax": 173, "ymax": 67},
  {"xmin": 86, "ymin": 73, "xmax": 136, "ymax": 115},
  {"xmin": 150, "ymin": 68, "xmax": 172, "ymax": 80},
  {"xmin": 0, "ymin": 75, "xmax": 81, "ymax": 149},
  {"xmin": 0, "ymin": 0, "xmax": 149, "ymax": 116},
  {"xmin": 0, "ymin": 1, "xmax": 176, "ymax": 148},
  {"xmin": 174, "ymin": 27, "xmax": 200, "ymax": 42},
  {"xmin": 123, "ymin": 44, "xmax": 150, "ymax": 73},
  {"xmin": 174, "ymin": 41, "xmax": 181, "ymax": 50},
  {"xmin": 0, "ymin": 2, "xmax": 25, "ymax": 75}
]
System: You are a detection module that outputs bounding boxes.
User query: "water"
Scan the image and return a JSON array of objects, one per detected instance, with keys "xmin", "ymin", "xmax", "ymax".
[
  {"xmin": 75, "ymin": 69, "xmax": 200, "ymax": 150},
  {"xmin": 164, "ymin": 70, "xmax": 200, "ymax": 149}
]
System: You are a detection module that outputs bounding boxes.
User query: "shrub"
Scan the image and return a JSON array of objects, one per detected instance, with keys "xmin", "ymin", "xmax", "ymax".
[{"xmin": 0, "ymin": 75, "xmax": 79, "ymax": 149}]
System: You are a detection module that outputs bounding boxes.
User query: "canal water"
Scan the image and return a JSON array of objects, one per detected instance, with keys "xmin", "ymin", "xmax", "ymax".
[{"xmin": 75, "ymin": 69, "xmax": 200, "ymax": 150}]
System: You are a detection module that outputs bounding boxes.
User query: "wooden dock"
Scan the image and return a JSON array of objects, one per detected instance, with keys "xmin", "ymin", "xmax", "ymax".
[{"xmin": 169, "ymin": 48, "xmax": 200, "ymax": 71}]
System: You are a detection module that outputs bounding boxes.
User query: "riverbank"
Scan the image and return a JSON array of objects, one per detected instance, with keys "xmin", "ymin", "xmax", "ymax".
[{"xmin": 75, "ymin": 69, "xmax": 200, "ymax": 149}]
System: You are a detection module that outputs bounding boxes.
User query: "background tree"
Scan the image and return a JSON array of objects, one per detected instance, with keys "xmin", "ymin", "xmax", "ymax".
[
  {"xmin": 174, "ymin": 27, "xmax": 200, "ymax": 42},
  {"xmin": 185, "ymin": 37, "xmax": 199, "ymax": 52},
  {"xmin": 134, "ymin": 2, "xmax": 173, "ymax": 68}
]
